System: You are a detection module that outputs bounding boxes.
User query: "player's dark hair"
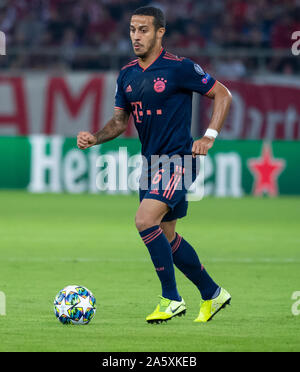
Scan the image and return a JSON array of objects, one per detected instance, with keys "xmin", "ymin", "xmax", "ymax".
[{"xmin": 132, "ymin": 6, "xmax": 166, "ymax": 30}]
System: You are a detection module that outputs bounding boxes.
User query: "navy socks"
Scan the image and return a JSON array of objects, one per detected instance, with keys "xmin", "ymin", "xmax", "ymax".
[
  {"xmin": 139, "ymin": 225, "xmax": 181, "ymax": 301},
  {"xmin": 170, "ymin": 233, "xmax": 219, "ymax": 300},
  {"xmin": 139, "ymin": 226, "xmax": 219, "ymax": 301}
]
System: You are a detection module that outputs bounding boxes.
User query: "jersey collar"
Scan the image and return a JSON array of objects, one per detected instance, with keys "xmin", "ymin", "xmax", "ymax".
[{"xmin": 137, "ymin": 48, "xmax": 165, "ymax": 72}]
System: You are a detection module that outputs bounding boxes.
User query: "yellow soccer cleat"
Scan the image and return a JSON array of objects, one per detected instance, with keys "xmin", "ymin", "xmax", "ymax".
[
  {"xmin": 146, "ymin": 296, "xmax": 186, "ymax": 324},
  {"xmin": 194, "ymin": 288, "xmax": 231, "ymax": 323}
]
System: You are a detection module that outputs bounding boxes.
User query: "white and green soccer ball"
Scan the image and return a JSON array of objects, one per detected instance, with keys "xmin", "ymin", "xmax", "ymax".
[{"xmin": 54, "ymin": 285, "xmax": 96, "ymax": 325}]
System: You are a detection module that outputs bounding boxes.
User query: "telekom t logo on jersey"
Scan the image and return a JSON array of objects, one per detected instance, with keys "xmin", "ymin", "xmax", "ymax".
[
  {"xmin": 131, "ymin": 101, "xmax": 143, "ymax": 123},
  {"xmin": 0, "ymin": 31, "xmax": 6, "ymax": 55},
  {"xmin": 131, "ymin": 101, "xmax": 163, "ymax": 123}
]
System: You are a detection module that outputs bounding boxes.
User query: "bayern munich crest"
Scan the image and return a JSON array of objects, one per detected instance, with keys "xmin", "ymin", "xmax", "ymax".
[{"xmin": 154, "ymin": 78, "xmax": 167, "ymax": 93}]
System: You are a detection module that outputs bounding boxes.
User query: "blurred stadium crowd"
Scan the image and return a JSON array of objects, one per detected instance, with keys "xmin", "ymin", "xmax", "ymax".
[{"xmin": 0, "ymin": 0, "xmax": 299, "ymax": 76}]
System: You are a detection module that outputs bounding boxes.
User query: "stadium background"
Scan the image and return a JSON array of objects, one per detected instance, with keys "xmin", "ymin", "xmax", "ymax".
[{"xmin": 0, "ymin": 0, "xmax": 300, "ymax": 352}]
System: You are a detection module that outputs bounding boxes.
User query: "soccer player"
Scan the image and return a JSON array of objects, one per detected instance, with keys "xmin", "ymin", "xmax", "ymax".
[{"xmin": 77, "ymin": 6, "xmax": 232, "ymax": 323}]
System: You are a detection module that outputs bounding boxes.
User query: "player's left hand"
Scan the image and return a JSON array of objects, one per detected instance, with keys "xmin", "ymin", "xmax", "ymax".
[{"xmin": 192, "ymin": 136, "xmax": 215, "ymax": 157}]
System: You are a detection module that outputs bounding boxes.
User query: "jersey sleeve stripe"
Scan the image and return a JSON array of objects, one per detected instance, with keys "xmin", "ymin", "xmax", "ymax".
[
  {"xmin": 163, "ymin": 51, "xmax": 184, "ymax": 61},
  {"xmin": 204, "ymin": 80, "xmax": 217, "ymax": 96},
  {"xmin": 121, "ymin": 60, "xmax": 138, "ymax": 70}
]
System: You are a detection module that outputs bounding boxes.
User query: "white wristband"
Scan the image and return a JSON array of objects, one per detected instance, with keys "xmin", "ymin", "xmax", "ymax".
[{"xmin": 204, "ymin": 128, "xmax": 218, "ymax": 139}]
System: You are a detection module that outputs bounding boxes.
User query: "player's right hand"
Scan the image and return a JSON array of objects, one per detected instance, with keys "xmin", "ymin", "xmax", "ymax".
[{"xmin": 77, "ymin": 131, "xmax": 97, "ymax": 149}]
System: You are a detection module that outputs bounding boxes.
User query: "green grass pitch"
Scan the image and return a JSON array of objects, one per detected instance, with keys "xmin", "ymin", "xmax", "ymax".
[{"xmin": 0, "ymin": 191, "xmax": 299, "ymax": 352}]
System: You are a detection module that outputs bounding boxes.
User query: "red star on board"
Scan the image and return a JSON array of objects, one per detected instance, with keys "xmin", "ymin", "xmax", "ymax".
[{"xmin": 248, "ymin": 143, "xmax": 285, "ymax": 196}]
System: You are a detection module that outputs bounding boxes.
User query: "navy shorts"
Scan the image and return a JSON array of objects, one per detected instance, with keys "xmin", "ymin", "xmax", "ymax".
[{"xmin": 139, "ymin": 156, "xmax": 200, "ymax": 222}]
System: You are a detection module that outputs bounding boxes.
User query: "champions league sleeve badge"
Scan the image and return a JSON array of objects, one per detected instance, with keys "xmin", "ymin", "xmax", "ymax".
[{"xmin": 194, "ymin": 64, "xmax": 205, "ymax": 75}]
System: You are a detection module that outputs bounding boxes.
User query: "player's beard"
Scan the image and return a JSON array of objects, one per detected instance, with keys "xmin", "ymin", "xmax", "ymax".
[{"xmin": 134, "ymin": 34, "xmax": 157, "ymax": 60}]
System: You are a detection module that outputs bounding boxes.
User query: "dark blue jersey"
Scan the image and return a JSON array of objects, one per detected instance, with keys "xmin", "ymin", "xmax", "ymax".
[{"xmin": 115, "ymin": 49, "xmax": 216, "ymax": 165}]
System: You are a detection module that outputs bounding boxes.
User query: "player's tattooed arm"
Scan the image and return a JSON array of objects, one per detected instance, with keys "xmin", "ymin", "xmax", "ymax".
[
  {"xmin": 77, "ymin": 108, "xmax": 130, "ymax": 149},
  {"xmin": 192, "ymin": 81, "xmax": 232, "ymax": 157},
  {"xmin": 94, "ymin": 108, "xmax": 130, "ymax": 145}
]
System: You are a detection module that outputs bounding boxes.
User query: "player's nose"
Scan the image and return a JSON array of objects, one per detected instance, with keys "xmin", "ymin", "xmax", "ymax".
[{"xmin": 132, "ymin": 30, "xmax": 141, "ymax": 40}]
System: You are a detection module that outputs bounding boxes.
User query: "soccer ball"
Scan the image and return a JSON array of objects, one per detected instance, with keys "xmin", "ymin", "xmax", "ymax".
[{"xmin": 54, "ymin": 285, "xmax": 96, "ymax": 325}]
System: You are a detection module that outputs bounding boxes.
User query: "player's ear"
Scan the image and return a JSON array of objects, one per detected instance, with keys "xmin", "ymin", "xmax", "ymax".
[{"xmin": 157, "ymin": 27, "xmax": 166, "ymax": 40}]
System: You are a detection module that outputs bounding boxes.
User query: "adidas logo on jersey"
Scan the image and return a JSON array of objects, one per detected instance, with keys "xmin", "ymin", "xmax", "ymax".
[
  {"xmin": 150, "ymin": 189, "xmax": 160, "ymax": 195},
  {"xmin": 126, "ymin": 85, "xmax": 132, "ymax": 93}
]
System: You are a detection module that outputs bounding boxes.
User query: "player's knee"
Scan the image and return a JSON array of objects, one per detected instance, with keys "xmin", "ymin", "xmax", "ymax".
[{"xmin": 135, "ymin": 214, "xmax": 157, "ymax": 232}]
